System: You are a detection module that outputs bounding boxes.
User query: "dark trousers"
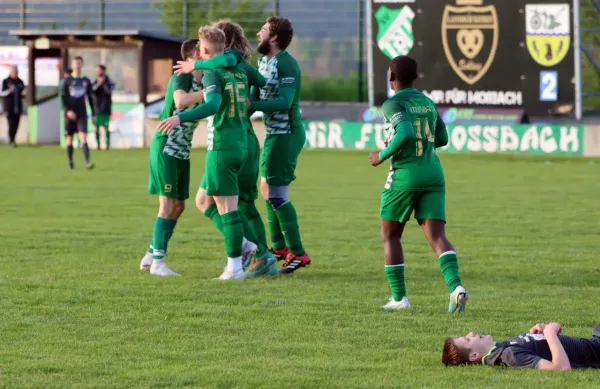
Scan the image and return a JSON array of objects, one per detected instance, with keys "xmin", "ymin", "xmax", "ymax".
[{"xmin": 6, "ymin": 113, "xmax": 20, "ymax": 144}]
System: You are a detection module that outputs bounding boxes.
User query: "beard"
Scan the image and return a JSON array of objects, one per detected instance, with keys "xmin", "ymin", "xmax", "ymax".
[{"xmin": 257, "ymin": 39, "xmax": 271, "ymax": 55}]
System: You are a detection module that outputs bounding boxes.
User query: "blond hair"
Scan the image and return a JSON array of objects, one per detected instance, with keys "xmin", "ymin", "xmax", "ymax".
[
  {"xmin": 212, "ymin": 19, "xmax": 252, "ymax": 61},
  {"xmin": 197, "ymin": 26, "xmax": 226, "ymax": 54}
]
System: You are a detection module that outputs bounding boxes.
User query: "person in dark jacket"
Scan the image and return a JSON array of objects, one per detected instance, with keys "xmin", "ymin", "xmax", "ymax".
[
  {"xmin": 61, "ymin": 56, "xmax": 94, "ymax": 170},
  {"xmin": 1, "ymin": 66, "xmax": 26, "ymax": 147},
  {"xmin": 92, "ymin": 64, "xmax": 115, "ymax": 150}
]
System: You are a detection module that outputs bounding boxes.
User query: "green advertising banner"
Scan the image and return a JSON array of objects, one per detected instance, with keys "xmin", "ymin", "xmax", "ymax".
[{"xmin": 304, "ymin": 121, "xmax": 583, "ymax": 156}]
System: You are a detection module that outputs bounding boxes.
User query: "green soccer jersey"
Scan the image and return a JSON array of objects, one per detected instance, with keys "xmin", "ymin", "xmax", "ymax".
[
  {"xmin": 255, "ymin": 50, "xmax": 302, "ymax": 134},
  {"xmin": 381, "ymin": 88, "xmax": 448, "ymax": 191},
  {"xmin": 203, "ymin": 67, "xmax": 249, "ymax": 150},
  {"xmin": 156, "ymin": 73, "xmax": 201, "ymax": 160}
]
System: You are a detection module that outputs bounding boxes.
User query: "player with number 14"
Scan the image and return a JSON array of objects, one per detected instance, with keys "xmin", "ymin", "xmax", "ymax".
[{"xmin": 368, "ymin": 56, "xmax": 469, "ymax": 312}]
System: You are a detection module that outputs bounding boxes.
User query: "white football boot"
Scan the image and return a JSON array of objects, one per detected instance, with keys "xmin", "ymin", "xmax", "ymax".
[
  {"xmin": 381, "ymin": 296, "xmax": 411, "ymax": 311},
  {"xmin": 150, "ymin": 260, "xmax": 181, "ymax": 277},
  {"xmin": 448, "ymin": 285, "xmax": 469, "ymax": 313},
  {"xmin": 215, "ymin": 267, "xmax": 246, "ymax": 280},
  {"xmin": 140, "ymin": 252, "xmax": 153, "ymax": 271}
]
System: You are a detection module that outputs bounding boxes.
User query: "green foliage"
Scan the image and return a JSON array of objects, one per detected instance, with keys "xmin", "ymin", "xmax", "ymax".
[
  {"xmin": 154, "ymin": 0, "xmax": 271, "ymax": 39},
  {"xmin": 301, "ymin": 73, "xmax": 366, "ymax": 102}
]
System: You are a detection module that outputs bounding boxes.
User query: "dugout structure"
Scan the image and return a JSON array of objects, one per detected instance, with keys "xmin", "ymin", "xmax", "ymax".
[{"xmin": 8, "ymin": 30, "xmax": 183, "ymax": 147}]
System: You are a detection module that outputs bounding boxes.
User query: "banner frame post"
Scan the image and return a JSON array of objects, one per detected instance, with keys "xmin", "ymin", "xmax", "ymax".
[
  {"xmin": 573, "ymin": 0, "xmax": 583, "ymax": 120},
  {"xmin": 366, "ymin": 0, "xmax": 374, "ymax": 106}
]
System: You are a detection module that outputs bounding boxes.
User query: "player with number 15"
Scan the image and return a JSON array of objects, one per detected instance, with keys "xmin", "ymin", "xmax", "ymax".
[{"xmin": 368, "ymin": 56, "xmax": 468, "ymax": 312}]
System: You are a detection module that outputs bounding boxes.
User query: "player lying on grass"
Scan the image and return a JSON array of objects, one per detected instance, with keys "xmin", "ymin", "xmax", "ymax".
[
  {"xmin": 249, "ymin": 16, "xmax": 311, "ymax": 274},
  {"xmin": 368, "ymin": 55, "xmax": 468, "ymax": 312},
  {"xmin": 159, "ymin": 27, "xmax": 250, "ymax": 280},
  {"xmin": 443, "ymin": 322, "xmax": 600, "ymax": 370},
  {"xmin": 174, "ymin": 19, "xmax": 278, "ymax": 277},
  {"xmin": 140, "ymin": 39, "xmax": 204, "ymax": 276}
]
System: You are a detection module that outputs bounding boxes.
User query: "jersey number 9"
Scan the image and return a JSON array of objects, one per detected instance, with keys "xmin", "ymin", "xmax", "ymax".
[
  {"xmin": 413, "ymin": 119, "xmax": 435, "ymax": 157},
  {"xmin": 225, "ymin": 82, "xmax": 247, "ymax": 119}
]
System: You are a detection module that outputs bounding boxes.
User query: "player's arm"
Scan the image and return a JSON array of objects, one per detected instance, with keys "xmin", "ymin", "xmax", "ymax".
[
  {"xmin": 87, "ymin": 78, "xmax": 95, "ymax": 116},
  {"xmin": 0, "ymin": 79, "xmax": 10, "ymax": 96},
  {"xmin": 193, "ymin": 53, "xmax": 237, "ymax": 70},
  {"xmin": 239, "ymin": 62, "xmax": 266, "ymax": 88},
  {"xmin": 538, "ymin": 323, "xmax": 571, "ymax": 371},
  {"xmin": 177, "ymin": 72, "xmax": 222, "ymax": 123},
  {"xmin": 104, "ymin": 78, "xmax": 115, "ymax": 94},
  {"xmin": 249, "ymin": 61, "xmax": 296, "ymax": 112},
  {"xmin": 434, "ymin": 114, "xmax": 449, "ymax": 148},
  {"xmin": 61, "ymin": 78, "xmax": 73, "ymax": 111},
  {"xmin": 379, "ymin": 102, "xmax": 416, "ymax": 161},
  {"xmin": 173, "ymin": 74, "xmax": 203, "ymax": 109}
]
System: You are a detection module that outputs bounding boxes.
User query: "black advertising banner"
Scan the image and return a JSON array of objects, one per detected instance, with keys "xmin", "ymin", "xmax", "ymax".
[{"xmin": 367, "ymin": 0, "xmax": 575, "ymax": 116}]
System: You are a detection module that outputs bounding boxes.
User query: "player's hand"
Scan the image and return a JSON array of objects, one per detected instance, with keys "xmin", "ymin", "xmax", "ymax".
[
  {"xmin": 173, "ymin": 60, "xmax": 195, "ymax": 76},
  {"xmin": 369, "ymin": 152, "xmax": 383, "ymax": 167},
  {"xmin": 66, "ymin": 110, "xmax": 77, "ymax": 120},
  {"xmin": 157, "ymin": 116, "xmax": 180, "ymax": 135},
  {"xmin": 8, "ymin": 85, "xmax": 15, "ymax": 93},
  {"xmin": 529, "ymin": 323, "xmax": 548, "ymax": 334},
  {"xmin": 543, "ymin": 322, "xmax": 562, "ymax": 337}
]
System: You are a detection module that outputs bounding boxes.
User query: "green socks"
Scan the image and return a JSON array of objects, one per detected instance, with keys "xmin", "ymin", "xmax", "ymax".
[
  {"xmin": 95, "ymin": 130, "xmax": 101, "ymax": 148},
  {"xmin": 274, "ymin": 202, "xmax": 305, "ymax": 256},
  {"xmin": 239, "ymin": 200, "xmax": 268, "ymax": 258},
  {"xmin": 147, "ymin": 245, "xmax": 153, "ymax": 254},
  {"xmin": 204, "ymin": 203, "xmax": 224, "ymax": 234},
  {"xmin": 221, "ymin": 211, "xmax": 244, "ymax": 258},
  {"xmin": 439, "ymin": 251, "xmax": 462, "ymax": 293},
  {"xmin": 265, "ymin": 200, "xmax": 286, "ymax": 250},
  {"xmin": 385, "ymin": 265, "xmax": 406, "ymax": 301},
  {"xmin": 105, "ymin": 130, "xmax": 111, "ymax": 149},
  {"xmin": 152, "ymin": 217, "xmax": 177, "ymax": 260}
]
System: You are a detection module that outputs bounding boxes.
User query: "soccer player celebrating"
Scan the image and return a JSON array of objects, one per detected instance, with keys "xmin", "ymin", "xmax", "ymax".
[
  {"xmin": 368, "ymin": 56, "xmax": 468, "ymax": 312},
  {"xmin": 92, "ymin": 64, "xmax": 115, "ymax": 150},
  {"xmin": 173, "ymin": 19, "xmax": 277, "ymax": 276},
  {"xmin": 249, "ymin": 16, "xmax": 310, "ymax": 274},
  {"xmin": 61, "ymin": 56, "xmax": 95, "ymax": 170},
  {"xmin": 443, "ymin": 322, "xmax": 600, "ymax": 370},
  {"xmin": 159, "ymin": 27, "xmax": 250, "ymax": 280},
  {"xmin": 140, "ymin": 38, "xmax": 205, "ymax": 276}
]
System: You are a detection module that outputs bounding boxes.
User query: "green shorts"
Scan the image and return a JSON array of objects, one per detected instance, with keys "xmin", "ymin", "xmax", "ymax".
[
  {"xmin": 238, "ymin": 131, "xmax": 260, "ymax": 202},
  {"xmin": 148, "ymin": 137, "xmax": 190, "ymax": 200},
  {"xmin": 261, "ymin": 128, "xmax": 306, "ymax": 186},
  {"xmin": 94, "ymin": 114, "xmax": 110, "ymax": 128},
  {"xmin": 380, "ymin": 190, "xmax": 446, "ymax": 223},
  {"xmin": 202, "ymin": 148, "xmax": 248, "ymax": 197}
]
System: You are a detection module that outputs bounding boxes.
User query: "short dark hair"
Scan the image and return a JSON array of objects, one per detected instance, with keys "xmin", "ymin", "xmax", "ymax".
[
  {"xmin": 97, "ymin": 64, "xmax": 106, "ymax": 71},
  {"xmin": 65, "ymin": 68, "xmax": 72, "ymax": 75},
  {"xmin": 73, "ymin": 56, "xmax": 83, "ymax": 62},
  {"xmin": 389, "ymin": 56, "xmax": 418, "ymax": 85},
  {"xmin": 266, "ymin": 16, "xmax": 293, "ymax": 50},
  {"xmin": 181, "ymin": 38, "xmax": 199, "ymax": 60}
]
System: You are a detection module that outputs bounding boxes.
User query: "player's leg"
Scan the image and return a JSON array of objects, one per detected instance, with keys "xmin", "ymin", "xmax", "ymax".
[
  {"xmin": 94, "ymin": 115, "xmax": 102, "ymax": 150},
  {"xmin": 272, "ymin": 130, "xmax": 309, "ymax": 274},
  {"xmin": 205, "ymin": 149, "xmax": 247, "ymax": 280},
  {"xmin": 77, "ymin": 118, "xmax": 94, "ymax": 169},
  {"xmin": 380, "ymin": 189, "xmax": 414, "ymax": 310},
  {"xmin": 416, "ymin": 191, "xmax": 468, "ymax": 313},
  {"xmin": 65, "ymin": 119, "xmax": 77, "ymax": 169},
  {"xmin": 260, "ymin": 138, "xmax": 287, "ymax": 258},
  {"xmin": 98, "ymin": 114, "xmax": 111, "ymax": 150},
  {"xmin": 144, "ymin": 140, "xmax": 186, "ymax": 276},
  {"xmin": 239, "ymin": 132, "xmax": 275, "ymax": 275}
]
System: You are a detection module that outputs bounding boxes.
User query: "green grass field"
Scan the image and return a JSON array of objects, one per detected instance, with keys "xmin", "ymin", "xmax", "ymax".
[{"xmin": 1, "ymin": 147, "xmax": 599, "ymax": 389}]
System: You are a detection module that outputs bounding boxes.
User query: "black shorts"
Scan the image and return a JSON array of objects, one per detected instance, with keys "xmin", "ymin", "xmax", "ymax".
[{"xmin": 65, "ymin": 117, "xmax": 88, "ymax": 136}]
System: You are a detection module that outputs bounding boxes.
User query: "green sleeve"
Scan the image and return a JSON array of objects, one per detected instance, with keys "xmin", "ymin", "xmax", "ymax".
[
  {"xmin": 434, "ymin": 114, "xmax": 448, "ymax": 147},
  {"xmin": 193, "ymin": 53, "xmax": 237, "ymax": 70},
  {"xmin": 238, "ymin": 62, "xmax": 266, "ymax": 88},
  {"xmin": 379, "ymin": 121, "xmax": 416, "ymax": 161},
  {"xmin": 172, "ymin": 73, "xmax": 193, "ymax": 92},
  {"xmin": 177, "ymin": 71, "xmax": 221, "ymax": 123},
  {"xmin": 251, "ymin": 58, "xmax": 297, "ymax": 112}
]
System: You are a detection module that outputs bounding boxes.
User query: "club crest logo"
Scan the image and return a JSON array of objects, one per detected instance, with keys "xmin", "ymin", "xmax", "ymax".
[
  {"xmin": 526, "ymin": 4, "xmax": 571, "ymax": 67},
  {"xmin": 375, "ymin": 6, "xmax": 416, "ymax": 59},
  {"xmin": 441, "ymin": 0, "xmax": 499, "ymax": 85}
]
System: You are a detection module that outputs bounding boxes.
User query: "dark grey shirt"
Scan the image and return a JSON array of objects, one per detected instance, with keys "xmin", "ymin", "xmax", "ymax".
[{"xmin": 483, "ymin": 332, "xmax": 600, "ymax": 369}]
